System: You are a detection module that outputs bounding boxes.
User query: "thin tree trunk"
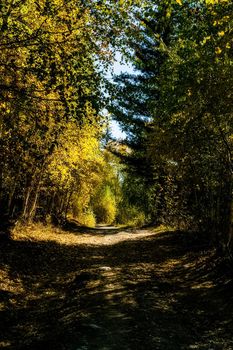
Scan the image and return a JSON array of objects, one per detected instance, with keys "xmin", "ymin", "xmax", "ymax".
[
  {"xmin": 22, "ymin": 186, "xmax": 32, "ymax": 220},
  {"xmin": 64, "ymin": 189, "xmax": 73, "ymax": 219},
  {"xmin": 28, "ymin": 185, "xmax": 40, "ymax": 221}
]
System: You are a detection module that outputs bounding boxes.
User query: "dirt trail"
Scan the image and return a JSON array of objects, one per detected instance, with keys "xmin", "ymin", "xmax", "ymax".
[{"xmin": 0, "ymin": 225, "xmax": 233, "ymax": 350}]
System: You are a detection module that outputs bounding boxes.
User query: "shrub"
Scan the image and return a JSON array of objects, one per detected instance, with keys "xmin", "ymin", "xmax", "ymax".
[
  {"xmin": 77, "ymin": 209, "xmax": 96, "ymax": 228},
  {"xmin": 92, "ymin": 186, "xmax": 116, "ymax": 224},
  {"xmin": 117, "ymin": 204, "xmax": 146, "ymax": 227}
]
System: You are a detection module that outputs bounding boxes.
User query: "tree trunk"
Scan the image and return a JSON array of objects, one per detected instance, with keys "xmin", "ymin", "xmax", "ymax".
[
  {"xmin": 22, "ymin": 186, "xmax": 32, "ymax": 220},
  {"xmin": 64, "ymin": 189, "xmax": 73, "ymax": 219}
]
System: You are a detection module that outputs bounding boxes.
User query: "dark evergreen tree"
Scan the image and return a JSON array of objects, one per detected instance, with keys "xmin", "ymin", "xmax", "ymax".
[{"xmin": 109, "ymin": 0, "xmax": 233, "ymax": 252}]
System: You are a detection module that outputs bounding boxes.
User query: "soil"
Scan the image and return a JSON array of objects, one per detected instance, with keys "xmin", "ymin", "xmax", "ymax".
[{"xmin": 0, "ymin": 224, "xmax": 233, "ymax": 350}]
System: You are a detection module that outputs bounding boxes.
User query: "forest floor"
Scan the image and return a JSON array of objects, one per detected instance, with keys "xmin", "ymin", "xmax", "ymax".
[{"xmin": 0, "ymin": 222, "xmax": 233, "ymax": 350}]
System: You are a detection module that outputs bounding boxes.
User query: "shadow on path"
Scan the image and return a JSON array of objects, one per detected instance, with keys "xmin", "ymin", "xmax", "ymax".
[{"xmin": 0, "ymin": 227, "xmax": 233, "ymax": 350}]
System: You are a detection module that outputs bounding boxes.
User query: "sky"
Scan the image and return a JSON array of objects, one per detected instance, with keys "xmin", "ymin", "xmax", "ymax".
[{"xmin": 108, "ymin": 52, "xmax": 135, "ymax": 139}]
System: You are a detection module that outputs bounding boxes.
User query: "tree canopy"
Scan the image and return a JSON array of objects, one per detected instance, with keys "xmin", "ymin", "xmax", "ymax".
[
  {"xmin": 0, "ymin": 0, "xmax": 144, "ymax": 225},
  {"xmin": 109, "ymin": 0, "xmax": 233, "ymax": 252},
  {"xmin": 0, "ymin": 0, "xmax": 232, "ymax": 257}
]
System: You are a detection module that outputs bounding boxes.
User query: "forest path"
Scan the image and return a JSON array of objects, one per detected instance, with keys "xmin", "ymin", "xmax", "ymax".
[{"xmin": 1, "ymin": 225, "xmax": 233, "ymax": 349}]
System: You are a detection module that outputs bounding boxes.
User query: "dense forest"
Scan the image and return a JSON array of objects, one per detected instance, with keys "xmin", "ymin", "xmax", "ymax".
[
  {"xmin": 109, "ymin": 0, "xmax": 233, "ymax": 255},
  {"xmin": 1, "ymin": 1, "xmax": 233, "ymax": 349},
  {"xmin": 0, "ymin": 0, "xmax": 232, "ymax": 255},
  {"xmin": 0, "ymin": 0, "xmax": 135, "ymax": 228}
]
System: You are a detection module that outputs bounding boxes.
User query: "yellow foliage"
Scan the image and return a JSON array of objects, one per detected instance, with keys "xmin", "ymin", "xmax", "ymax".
[
  {"xmin": 166, "ymin": 8, "xmax": 172, "ymax": 18},
  {"xmin": 202, "ymin": 36, "xmax": 211, "ymax": 45},
  {"xmin": 206, "ymin": 0, "xmax": 229, "ymax": 4},
  {"xmin": 215, "ymin": 47, "xmax": 222, "ymax": 54},
  {"xmin": 218, "ymin": 30, "xmax": 225, "ymax": 37},
  {"xmin": 48, "ymin": 120, "xmax": 105, "ymax": 199},
  {"xmin": 76, "ymin": 210, "xmax": 96, "ymax": 227}
]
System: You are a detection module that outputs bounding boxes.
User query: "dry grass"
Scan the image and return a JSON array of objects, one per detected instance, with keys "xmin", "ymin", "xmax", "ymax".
[
  {"xmin": 12, "ymin": 222, "xmax": 166, "ymax": 246},
  {"xmin": 12, "ymin": 222, "xmax": 79, "ymax": 244}
]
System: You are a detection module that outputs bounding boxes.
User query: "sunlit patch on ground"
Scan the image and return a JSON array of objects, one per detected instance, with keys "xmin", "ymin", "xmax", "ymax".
[
  {"xmin": 12, "ymin": 223, "xmax": 168, "ymax": 246},
  {"xmin": 0, "ymin": 341, "xmax": 12, "ymax": 348}
]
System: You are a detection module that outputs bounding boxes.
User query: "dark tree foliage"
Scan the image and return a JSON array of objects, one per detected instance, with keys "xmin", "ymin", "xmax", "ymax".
[{"xmin": 109, "ymin": 0, "xmax": 233, "ymax": 254}]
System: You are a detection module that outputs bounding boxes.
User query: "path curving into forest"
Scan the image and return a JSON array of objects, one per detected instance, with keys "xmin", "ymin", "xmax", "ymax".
[{"xmin": 0, "ymin": 225, "xmax": 233, "ymax": 350}]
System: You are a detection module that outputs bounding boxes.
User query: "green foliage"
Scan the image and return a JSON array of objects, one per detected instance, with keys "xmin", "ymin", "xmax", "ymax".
[
  {"xmin": 0, "ymin": 0, "xmax": 232, "ymax": 256},
  {"xmin": 109, "ymin": 0, "xmax": 233, "ymax": 251},
  {"xmin": 92, "ymin": 186, "xmax": 116, "ymax": 225},
  {"xmin": 117, "ymin": 203, "xmax": 146, "ymax": 227}
]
